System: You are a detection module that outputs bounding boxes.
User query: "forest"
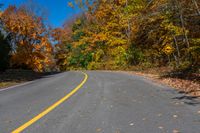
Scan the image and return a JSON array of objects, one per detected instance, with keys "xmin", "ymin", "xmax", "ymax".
[{"xmin": 0, "ymin": 0, "xmax": 199, "ymax": 73}]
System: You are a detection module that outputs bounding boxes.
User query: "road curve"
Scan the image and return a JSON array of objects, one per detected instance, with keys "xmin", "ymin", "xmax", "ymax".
[{"xmin": 0, "ymin": 71, "xmax": 199, "ymax": 133}]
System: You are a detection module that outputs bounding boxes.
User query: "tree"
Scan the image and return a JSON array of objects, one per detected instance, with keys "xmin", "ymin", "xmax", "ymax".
[
  {"xmin": 54, "ymin": 0, "xmax": 199, "ymax": 71},
  {"xmin": 1, "ymin": 5, "xmax": 53, "ymax": 72}
]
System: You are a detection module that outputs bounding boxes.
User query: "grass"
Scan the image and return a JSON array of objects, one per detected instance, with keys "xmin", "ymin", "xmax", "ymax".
[{"xmin": 0, "ymin": 81, "xmax": 19, "ymax": 88}]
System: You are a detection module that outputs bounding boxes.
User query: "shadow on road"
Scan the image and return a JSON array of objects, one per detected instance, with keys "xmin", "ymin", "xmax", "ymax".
[
  {"xmin": 0, "ymin": 69, "xmax": 62, "ymax": 88},
  {"xmin": 162, "ymin": 69, "xmax": 200, "ymax": 105},
  {"xmin": 172, "ymin": 93, "xmax": 200, "ymax": 106}
]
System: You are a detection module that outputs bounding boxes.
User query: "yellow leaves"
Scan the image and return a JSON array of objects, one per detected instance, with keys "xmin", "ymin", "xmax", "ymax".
[
  {"xmin": 73, "ymin": 36, "xmax": 87, "ymax": 47},
  {"xmin": 111, "ymin": 46, "xmax": 126, "ymax": 56},
  {"xmin": 134, "ymin": 5, "xmax": 145, "ymax": 11},
  {"xmin": 55, "ymin": 0, "xmax": 150, "ymax": 70},
  {"xmin": 57, "ymin": 53, "xmax": 67, "ymax": 59},
  {"xmin": 94, "ymin": 3, "xmax": 112, "ymax": 19},
  {"xmin": 191, "ymin": 38, "xmax": 200, "ymax": 45},
  {"xmin": 75, "ymin": 19, "xmax": 81, "ymax": 25},
  {"xmin": 161, "ymin": 21, "xmax": 183, "ymax": 36},
  {"xmin": 73, "ymin": 29, "xmax": 82, "ymax": 36},
  {"xmin": 106, "ymin": 22, "xmax": 120, "ymax": 30},
  {"xmin": 63, "ymin": 0, "xmax": 131, "ymax": 69},
  {"xmin": 32, "ymin": 57, "xmax": 43, "ymax": 72},
  {"xmin": 118, "ymin": 0, "xmax": 127, "ymax": 5},
  {"xmin": 108, "ymin": 37, "xmax": 127, "ymax": 47},
  {"xmin": 110, "ymin": 46, "xmax": 128, "ymax": 66},
  {"xmin": 95, "ymin": 8, "xmax": 108, "ymax": 19},
  {"xmin": 93, "ymin": 49, "xmax": 104, "ymax": 62},
  {"xmin": 93, "ymin": 33, "xmax": 107, "ymax": 42}
]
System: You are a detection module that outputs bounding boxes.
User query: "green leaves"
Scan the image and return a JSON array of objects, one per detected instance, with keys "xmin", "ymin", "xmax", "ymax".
[{"xmin": 53, "ymin": 0, "xmax": 199, "ymax": 71}]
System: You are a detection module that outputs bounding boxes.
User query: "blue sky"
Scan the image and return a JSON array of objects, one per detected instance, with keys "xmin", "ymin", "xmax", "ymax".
[{"xmin": 0, "ymin": 0, "xmax": 82, "ymax": 28}]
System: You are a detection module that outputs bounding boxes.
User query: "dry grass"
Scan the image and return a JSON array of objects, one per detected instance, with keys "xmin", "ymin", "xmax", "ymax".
[{"xmin": 0, "ymin": 82, "xmax": 19, "ymax": 88}]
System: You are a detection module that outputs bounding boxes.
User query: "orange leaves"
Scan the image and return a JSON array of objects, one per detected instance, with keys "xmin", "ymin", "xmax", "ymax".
[
  {"xmin": 92, "ymin": 33, "xmax": 107, "ymax": 43},
  {"xmin": 52, "ymin": 28, "xmax": 70, "ymax": 45},
  {"xmin": 19, "ymin": 40, "xmax": 25, "ymax": 46},
  {"xmin": 31, "ymin": 33, "xmax": 37, "ymax": 39},
  {"xmin": 94, "ymin": 3, "xmax": 111, "ymax": 19},
  {"xmin": 3, "ymin": 7, "xmax": 31, "ymax": 35},
  {"xmin": 1, "ymin": 5, "xmax": 53, "ymax": 72},
  {"xmin": 2, "ymin": 6, "xmax": 45, "ymax": 39},
  {"xmin": 0, "ymin": 11, "xmax": 3, "ymax": 18}
]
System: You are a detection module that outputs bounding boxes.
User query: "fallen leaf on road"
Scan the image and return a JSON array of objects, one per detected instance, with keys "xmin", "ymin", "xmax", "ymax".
[
  {"xmin": 115, "ymin": 129, "xmax": 120, "ymax": 133},
  {"xmin": 142, "ymin": 118, "xmax": 146, "ymax": 121},
  {"xmin": 173, "ymin": 129, "xmax": 180, "ymax": 133},
  {"xmin": 157, "ymin": 113, "xmax": 162, "ymax": 117},
  {"xmin": 174, "ymin": 102, "xmax": 180, "ymax": 105},
  {"xmin": 96, "ymin": 128, "xmax": 102, "ymax": 132},
  {"xmin": 173, "ymin": 115, "xmax": 178, "ymax": 118}
]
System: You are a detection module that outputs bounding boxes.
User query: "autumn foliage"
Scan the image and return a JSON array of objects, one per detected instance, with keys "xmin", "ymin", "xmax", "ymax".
[
  {"xmin": 52, "ymin": 0, "xmax": 200, "ymax": 72},
  {"xmin": 0, "ymin": 0, "xmax": 199, "ymax": 73},
  {"xmin": 1, "ymin": 5, "xmax": 53, "ymax": 72}
]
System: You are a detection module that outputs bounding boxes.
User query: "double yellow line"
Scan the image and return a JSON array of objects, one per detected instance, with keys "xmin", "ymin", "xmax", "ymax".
[{"xmin": 12, "ymin": 72, "xmax": 88, "ymax": 133}]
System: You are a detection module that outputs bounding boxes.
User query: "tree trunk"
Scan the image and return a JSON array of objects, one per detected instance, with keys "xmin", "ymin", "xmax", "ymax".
[
  {"xmin": 173, "ymin": 36, "xmax": 180, "ymax": 67},
  {"xmin": 192, "ymin": 0, "xmax": 200, "ymax": 15},
  {"xmin": 125, "ymin": 0, "xmax": 131, "ymax": 43},
  {"xmin": 174, "ymin": 0, "xmax": 190, "ymax": 48}
]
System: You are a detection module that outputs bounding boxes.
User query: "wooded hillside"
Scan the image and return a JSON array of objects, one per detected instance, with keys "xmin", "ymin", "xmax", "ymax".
[
  {"xmin": 0, "ymin": 0, "xmax": 199, "ymax": 72},
  {"xmin": 53, "ymin": 0, "xmax": 200, "ymax": 72}
]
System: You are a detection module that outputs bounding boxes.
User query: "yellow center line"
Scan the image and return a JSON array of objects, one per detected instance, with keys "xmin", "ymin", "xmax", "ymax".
[{"xmin": 12, "ymin": 72, "xmax": 88, "ymax": 133}]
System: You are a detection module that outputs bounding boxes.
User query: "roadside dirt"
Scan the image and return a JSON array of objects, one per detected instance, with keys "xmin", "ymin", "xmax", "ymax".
[{"xmin": 125, "ymin": 70, "xmax": 200, "ymax": 97}]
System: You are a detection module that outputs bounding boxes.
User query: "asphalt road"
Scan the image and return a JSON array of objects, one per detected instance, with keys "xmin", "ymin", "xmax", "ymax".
[{"xmin": 0, "ymin": 71, "xmax": 200, "ymax": 133}]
